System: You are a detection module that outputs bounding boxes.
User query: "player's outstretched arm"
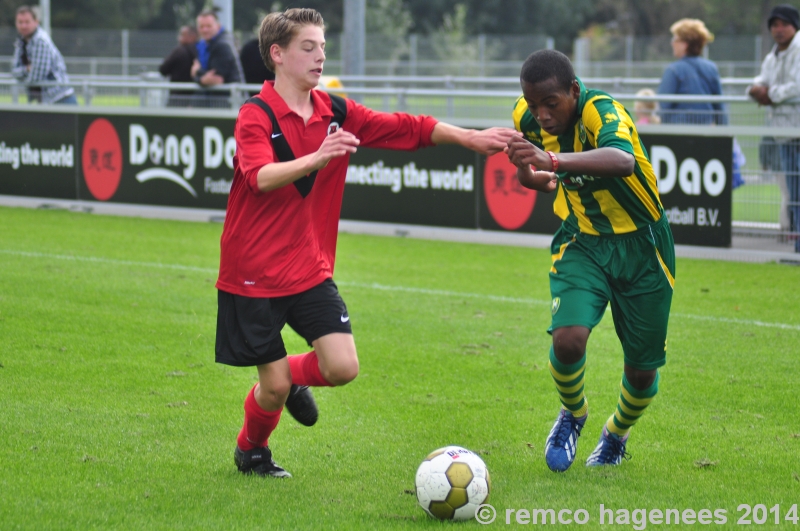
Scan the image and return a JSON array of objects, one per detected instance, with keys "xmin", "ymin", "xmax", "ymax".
[
  {"xmin": 430, "ymin": 123, "xmax": 517, "ymax": 156},
  {"xmin": 506, "ymin": 133, "xmax": 634, "ymax": 178},
  {"xmin": 256, "ymin": 130, "xmax": 360, "ymax": 192}
]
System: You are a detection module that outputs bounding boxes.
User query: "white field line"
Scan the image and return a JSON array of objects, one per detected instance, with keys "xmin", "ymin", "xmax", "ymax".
[
  {"xmin": 0, "ymin": 249, "xmax": 219, "ymax": 274},
  {"xmin": 336, "ymin": 280, "xmax": 549, "ymax": 306},
  {"xmin": 3, "ymin": 249, "xmax": 799, "ymax": 332}
]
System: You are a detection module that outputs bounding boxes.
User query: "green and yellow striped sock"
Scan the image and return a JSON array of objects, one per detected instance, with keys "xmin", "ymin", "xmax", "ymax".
[
  {"xmin": 548, "ymin": 347, "xmax": 588, "ymax": 418},
  {"xmin": 605, "ymin": 372, "xmax": 660, "ymax": 439}
]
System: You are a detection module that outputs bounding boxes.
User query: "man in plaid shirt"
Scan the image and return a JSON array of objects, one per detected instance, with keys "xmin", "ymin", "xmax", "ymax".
[{"xmin": 11, "ymin": 6, "xmax": 76, "ymax": 104}]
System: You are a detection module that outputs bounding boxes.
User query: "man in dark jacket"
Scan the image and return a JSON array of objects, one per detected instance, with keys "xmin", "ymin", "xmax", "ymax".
[
  {"xmin": 159, "ymin": 26, "xmax": 198, "ymax": 107},
  {"xmin": 191, "ymin": 9, "xmax": 244, "ymax": 107},
  {"xmin": 240, "ymin": 37, "xmax": 275, "ymax": 96}
]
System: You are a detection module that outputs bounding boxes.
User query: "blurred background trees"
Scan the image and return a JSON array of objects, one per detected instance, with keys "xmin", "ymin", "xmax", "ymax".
[{"xmin": 0, "ymin": 0, "xmax": 797, "ymax": 48}]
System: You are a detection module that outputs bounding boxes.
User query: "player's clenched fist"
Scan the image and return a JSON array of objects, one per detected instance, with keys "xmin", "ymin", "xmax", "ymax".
[
  {"xmin": 310, "ymin": 129, "xmax": 360, "ymax": 170},
  {"xmin": 506, "ymin": 133, "xmax": 550, "ymax": 170}
]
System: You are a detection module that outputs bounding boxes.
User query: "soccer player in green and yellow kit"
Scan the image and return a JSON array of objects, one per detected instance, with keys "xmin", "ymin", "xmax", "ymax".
[{"xmin": 506, "ymin": 50, "xmax": 675, "ymax": 471}]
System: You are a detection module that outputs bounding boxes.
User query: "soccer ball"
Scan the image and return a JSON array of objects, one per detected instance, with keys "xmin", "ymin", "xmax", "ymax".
[{"xmin": 414, "ymin": 446, "xmax": 490, "ymax": 521}]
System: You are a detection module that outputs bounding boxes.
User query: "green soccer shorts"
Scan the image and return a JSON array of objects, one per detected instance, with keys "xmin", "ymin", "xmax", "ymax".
[{"xmin": 548, "ymin": 216, "xmax": 675, "ymax": 370}]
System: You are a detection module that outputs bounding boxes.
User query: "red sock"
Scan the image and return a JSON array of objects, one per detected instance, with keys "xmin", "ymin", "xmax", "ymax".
[
  {"xmin": 288, "ymin": 351, "xmax": 333, "ymax": 387},
  {"xmin": 236, "ymin": 385, "xmax": 283, "ymax": 451}
]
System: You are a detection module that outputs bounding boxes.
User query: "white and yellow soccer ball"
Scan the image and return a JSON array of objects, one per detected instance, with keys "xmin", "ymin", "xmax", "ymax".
[{"xmin": 414, "ymin": 446, "xmax": 490, "ymax": 521}]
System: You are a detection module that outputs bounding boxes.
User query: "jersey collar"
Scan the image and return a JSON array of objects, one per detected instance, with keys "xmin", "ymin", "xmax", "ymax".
[
  {"xmin": 576, "ymin": 77, "xmax": 589, "ymax": 116},
  {"xmin": 259, "ymin": 81, "xmax": 334, "ymax": 125}
]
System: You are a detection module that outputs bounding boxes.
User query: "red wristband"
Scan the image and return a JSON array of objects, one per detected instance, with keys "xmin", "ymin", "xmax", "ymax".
[{"xmin": 546, "ymin": 151, "xmax": 559, "ymax": 172}]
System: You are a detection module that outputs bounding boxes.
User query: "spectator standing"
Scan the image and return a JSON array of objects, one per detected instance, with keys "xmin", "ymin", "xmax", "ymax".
[
  {"xmin": 191, "ymin": 10, "xmax": 244, "ymax": 107},
  {"xmin": 748, "ymin": 5, "xmax": 800, "ymax": 253},
  {"xmin": 658, "ymin": 19, "xmax": 725, "ymax": 125},
  {"xmin": 159, "ymin": 26, "xmax": 199, "ymax": 107},
  {"xmin": 11, "ymin": 5, "xmax": 76, "ymax": 104},
  {"xmin": 240, "ymin": 37, "xmax": 275, "ymax": 96}
]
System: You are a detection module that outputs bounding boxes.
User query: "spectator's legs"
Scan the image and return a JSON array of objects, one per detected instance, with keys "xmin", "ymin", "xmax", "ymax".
[
  {"xmin": 781, "ymin": 141, "xmax": 800, "ymax": 251},
  {"xmin": 55, "ymin": 93, "xmax": 78, "ymax": 104}
]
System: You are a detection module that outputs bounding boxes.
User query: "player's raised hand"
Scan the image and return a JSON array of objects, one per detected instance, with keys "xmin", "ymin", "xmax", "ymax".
[
  {"xmin": 506, "ymin": 133, "xmax": 550, "ymax": 170},
  {"xmin": 467, "ymin": 127, "xmax": 518, "ymax": 155},
  {"xmin": 310, "ymin": 129, "xmax": 360, "ymax": 170}
]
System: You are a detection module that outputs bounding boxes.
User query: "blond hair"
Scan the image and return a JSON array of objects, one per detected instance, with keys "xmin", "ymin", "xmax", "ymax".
[
  {"xmin": 634, "ymin": 88, "xmax": 660, "ymax": 124},
  {"xmin": 259, "ymin": 8, "xmax": 325, "ymax": 72},
  {"xmin": 670, "ymin": 18, "xmax": 714, "ymax": 57}
]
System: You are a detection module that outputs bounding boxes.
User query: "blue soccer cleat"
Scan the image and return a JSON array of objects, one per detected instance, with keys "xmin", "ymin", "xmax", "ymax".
[
  {"xmin": 544, "ymin": 409, "xmax": 587, "ymax": 472},
  {"xmin": 585, "ymin": 427, "xmax": 630, "ymax": 467}
]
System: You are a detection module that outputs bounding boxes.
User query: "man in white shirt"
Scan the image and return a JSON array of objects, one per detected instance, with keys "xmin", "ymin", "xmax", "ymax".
[{"xmin": 748, "ymin": 5, "xmax": 800, "ymax": 252}]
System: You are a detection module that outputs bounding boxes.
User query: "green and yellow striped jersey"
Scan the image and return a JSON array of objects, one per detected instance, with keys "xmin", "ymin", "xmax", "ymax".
[{"xmin": 512, "ymin": 78, "xmax": 663, "ymax": 236}]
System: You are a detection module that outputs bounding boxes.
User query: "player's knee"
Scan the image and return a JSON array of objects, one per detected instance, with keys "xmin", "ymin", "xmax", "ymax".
[
  {"xmin": 257, "ymin": 380, "xmax": 292, "ymax": 408},
  {"xmin": 322, "ymin": 358, "xmax": 359, "ymax": 386},
  {"xmin": 552, "ymin": 327, "xmax": 589, "ymax": 363},
  {"xmin": 624, "ymin": 367, "xmax": 657, "ymax": 390}
]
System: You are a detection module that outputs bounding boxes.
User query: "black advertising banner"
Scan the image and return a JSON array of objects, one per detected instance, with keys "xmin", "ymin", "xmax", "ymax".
[
  {"xmin": 478, "ymin": 135, "xmax": 733, "ymax": 247},
  {"xmin": 478, "ymin": 152, "xmax": 561, "ymax": 235},
  {"xmin": 342, "ymin": 145, "xmax": 478, "ymax": 228},
  {"xmin": 641, "ymin": 134, "xmax": 732, "ymax": 247},
  {"xmin": 76, "ymin": 114, "xmax": 235, "ymax": 209},
  {"xmin": 0, "ymin": 108, "xmax": 734, "ymax": 248},
  {"xmin": 0, "ymin": 111, "xmax": 77, "ymax": 199}
]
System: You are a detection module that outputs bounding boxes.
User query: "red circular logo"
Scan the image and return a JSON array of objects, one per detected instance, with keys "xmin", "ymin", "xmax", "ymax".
[
  {"xmin": 483, "ymin": 152, "xmax": 537, "ymax": 230},
  {"xmin": 82, "ymin": 118, "xmax": 122, "ymax": 201}
]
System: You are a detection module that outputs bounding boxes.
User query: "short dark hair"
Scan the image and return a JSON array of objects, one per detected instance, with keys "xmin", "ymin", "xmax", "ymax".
[
  {"xmin": 16, "ymin": 5, "xmax": 38, "ymax": 21},
  {"xmin": 520, "ymin": 49, "xmax": 575, "ymax": 92},
  {"xmin": 197, "ymin": 9, "xmax": 219, "ymax": 21}
]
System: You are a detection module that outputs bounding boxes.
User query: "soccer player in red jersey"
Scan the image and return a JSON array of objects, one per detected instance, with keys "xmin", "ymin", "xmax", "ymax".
[{"xmin": 216, "ymin": 8, "xmax": 515, "ymax": 477}]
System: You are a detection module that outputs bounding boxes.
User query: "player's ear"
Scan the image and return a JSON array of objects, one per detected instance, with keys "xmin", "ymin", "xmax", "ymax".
[
  {"xmin": 270, "ymin": 43, "xmax": 283, "ymax": 68},
  {"xmin": 571, "ymin": 80, "xmax": 580, "ymax": 100}
]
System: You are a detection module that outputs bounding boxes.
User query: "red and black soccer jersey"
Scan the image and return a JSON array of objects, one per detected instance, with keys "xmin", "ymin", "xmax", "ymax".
[{"xmin": 216, "ymin": 82, "xmax": 439, "ymax": 298}]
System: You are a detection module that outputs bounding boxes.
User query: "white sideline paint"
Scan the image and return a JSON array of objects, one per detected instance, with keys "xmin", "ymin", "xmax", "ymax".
[
  {"xmin": 336, "ymin": 280, "xmax": 550, "ymax": 306},
  {"xmin": 2, "ymin": 248, "xmax": 799, "ymax": 332},
  {"xmin": 0, "ymin": 249, "xmax": 218, "ymax": 274}
]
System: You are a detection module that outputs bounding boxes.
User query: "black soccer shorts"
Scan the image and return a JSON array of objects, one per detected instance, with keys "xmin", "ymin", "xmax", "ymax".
[{"xmin": 215, "ymin": 278, "xmax": 352, "ymax": 367}]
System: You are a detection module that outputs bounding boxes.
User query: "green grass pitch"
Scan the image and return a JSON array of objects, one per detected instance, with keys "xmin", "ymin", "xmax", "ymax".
[{"xmin": 1, "ymin": 206, "xmax": 799, "ymax": 530}]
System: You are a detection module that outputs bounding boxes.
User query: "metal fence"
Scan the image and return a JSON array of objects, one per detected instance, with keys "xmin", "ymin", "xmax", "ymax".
[
  {"xmin": 0, "ymin": 75, "xmax": 797, "ymax": 255},
  {"xmin": 572, "ymin": 34, "xmax": 771, "ymax": 79},
  {"xmin": 0, "ymin": 28, "xmax": 775, "ymax": 78}
]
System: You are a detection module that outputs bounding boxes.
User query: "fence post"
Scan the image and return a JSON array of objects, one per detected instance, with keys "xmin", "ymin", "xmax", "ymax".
[
  {"xmin": 397, "ymin": 89, "xmax": 406, "ymax": 112},
  {"xmin": 83, "ymin": 80, "xmax": 91, "ymax": 106},
  {"xmin": 625, "ymin": 35, "xmax": 634, "ymax": 78},
  {"xmin": 545, "ymin": 37, "xmax": 554, "ymax": 50},
  {"xmin": 755, "ymin": 35, "xmax": 762, "ymax": 68},
  {"xmin": 445, "ymin": 76, "xmax": 454, "ymax": 118},
  {"xmin": 121, "ymin": 29, "xmax": 129, "ymax": 78},
  {"xmin": 574, "ymin": 37, "xmax": 589, "ymax": 78},
  {"xmin": 478, "ymin": 34, "xmax": 486, "ymax": 78},
  {"xmin": 342, "ymin": 0, "xmax": 365, "ymax": 102},
  {"xmin": 409, "ymin": 34, "xmax": 418, "ymax": 77}
]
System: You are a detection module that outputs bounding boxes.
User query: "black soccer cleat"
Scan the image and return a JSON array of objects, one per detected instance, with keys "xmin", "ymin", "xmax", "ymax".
[
  {"xmin": 284, "ymin": 384, "xmax": 318, "ymax": 427},
  {"xmin": 234, "ymin": 446, "xmax": 292, "ymax": 478}
]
